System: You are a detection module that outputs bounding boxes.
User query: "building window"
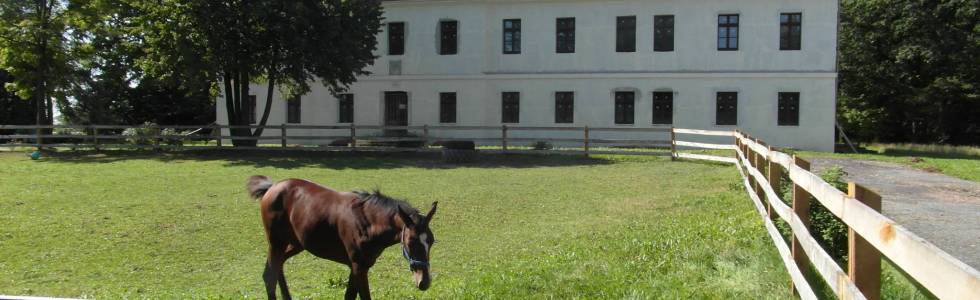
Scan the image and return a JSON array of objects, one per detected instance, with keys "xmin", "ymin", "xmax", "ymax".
[
  {"xmin": 778, "ymin": 92, "xmax": 800, "ymax": 126},
  {"xmin": 716, "ymin": 92, "xmax": 738, "ymax": 125},
  {"xmin": 780, "ymin": 13, "xmax": 802, "ymax": 51},
  {"xmin": 654, "ymin": 15, "xmax": 674, "ymax": 52},
  {"xmin": 286, "ymin": 96, "xmax": 301, "ymax": 124},
  {"xmin": 388, "ymin": 22, "xmax": 405, "ymax": 55},
  {"xmin": 440, "ymin": 20, "xmax": 458, "ymax": 55},
  {"xmin": 718, "ymin": 14, "xmax": 739, "ymax": 51},
  {"xmin": 248, "ymin": 95, "xmax": 257, "ymax": 124},
  {"xmin": 338, "ymin": 94, "xmax": 354, "ymax": 123},
  {"xmin": 555, "ymin": 92, "xmax": 574, "ymax": 124},
  {"xmin": 502, "ymin": 92, "xmax": 520, "ymax": 123},
  {"xmin": 440, "ymin": 92, "xmax": 457, "ymax": 124},
  {"xmin": 503, "ymin": 19, "xmax": 521, "ymax": 54},
  {"xmin": 556, "ymin": 17, "xmax": 575, "ymax": 53},
  {"xmin": 652, "ymin": 92, "xmax": 673, "ymax": 125},
  {"xmin": 616, "ymin": 16, "xmax": 636, "ymax": 52},
  {"xmin": 614, "ymin": 91, "xmax": 635, "ymax": 125}
]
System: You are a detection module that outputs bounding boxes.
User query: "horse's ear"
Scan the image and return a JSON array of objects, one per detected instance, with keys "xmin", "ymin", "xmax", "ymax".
[
  {"xmin": 425, "ymin": 201, "xmax": 438, "ymax": 222},
  {"xmin": 398, "ymin": 207, "xmax": 416, "ymax": 228}
]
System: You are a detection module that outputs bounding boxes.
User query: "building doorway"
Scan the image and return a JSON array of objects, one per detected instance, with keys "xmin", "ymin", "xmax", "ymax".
[{"xmin": 384, "ymin": 91, "xmax": 408, "ymax": 136}]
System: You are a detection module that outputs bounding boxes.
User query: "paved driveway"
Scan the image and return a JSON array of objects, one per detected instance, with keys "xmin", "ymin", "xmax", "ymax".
[{"xmin": 810, "ymin": 158, "xmax": 980, "ymax": 269}]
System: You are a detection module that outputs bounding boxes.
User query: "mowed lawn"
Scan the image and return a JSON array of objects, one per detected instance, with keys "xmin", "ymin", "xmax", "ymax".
[{"xmin": 0, "ymin": 151, "xmax": 791, "ymax": 299}]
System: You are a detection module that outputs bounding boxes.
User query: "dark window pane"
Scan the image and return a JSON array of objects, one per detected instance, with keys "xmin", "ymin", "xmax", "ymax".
[
  {"xmin": 556, "ymin": 18, "xmax": 575, "ymax": 53},
  {"xmin": 338, "ymin": 94, "xmax": 354, "ymax": 123},
  {"xmin": 778, "ymin": 92, "xmax": 800, "ymax": 126},
  {"xmin": 388, "ymin": 22, "xmax": 404, "ymax": 55},
  {"xmin": 502, "ymin": 92, "xmax": 520, "ymax": 123},
  {"xmin": 555, "ymin": 92, "xmax": 574, "ymax": 123},
  {"xmin": 654, "ymin": 15, "xmax": 674, "ymax": 52},
  {"xmin": 716, "ymin": 92, "xmax": 738, "ymax": 125},
  {"xmin": 503, "ymin": 19, "xmax": 521, "ymax": 54},
  {"xmin": 440, "ymin": 92, "xmax": 457, "ymax": 123},
  {"xmin": 780, "ymin": 13, "xmax": 802, "ymax": 50},
  {"xmin": 652, "ymin": 92, "xmax": 673, "ymax": 124},
  {"xmin": 718, "ymin": 14, "xmax": 739, "ymax": 51},
  {"xmin": 440, "ymin": 20, "xmax": 458, "ymax": 55},
  {"xmin": 287, "ymin": 96, "xmax": 301, "ymax": 124},
  {"xmin": 614, "ymin": 91, "xmax": 635, "ymax": 125},
  {"xmin": 616, "ymin": 16, "xmax": 636, "ymax": 52}
]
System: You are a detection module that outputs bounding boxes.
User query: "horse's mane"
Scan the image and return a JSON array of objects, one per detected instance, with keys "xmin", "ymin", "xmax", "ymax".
[{"xmin": 354, "ymin": 189, "xmax": 419, "ymax": 218}]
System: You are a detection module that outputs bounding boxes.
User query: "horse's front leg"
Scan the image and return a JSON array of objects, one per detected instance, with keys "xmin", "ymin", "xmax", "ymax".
[{"xmin": 344, "ymin": 264, "xmax": 372, "ymax": 300}]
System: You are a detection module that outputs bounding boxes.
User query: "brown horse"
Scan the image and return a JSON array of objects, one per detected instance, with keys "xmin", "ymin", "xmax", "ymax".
[{"xmin": 247, "ymin": 175, "xmax": 438, "ymax": 300}]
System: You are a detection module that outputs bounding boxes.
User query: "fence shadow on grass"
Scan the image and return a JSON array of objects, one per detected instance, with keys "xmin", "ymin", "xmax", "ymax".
[{"xmin": 28, "ymin": 149, "xmax": 623, "ymax": 170}]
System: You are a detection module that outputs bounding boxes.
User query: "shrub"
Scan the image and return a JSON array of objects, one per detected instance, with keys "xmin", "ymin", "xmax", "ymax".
[
  {"xmin": 122, "ymin": 122, "xmax": 159, "ymax": 146},
  {"xmin": 779, "ymin": 166, "xmax": 850, "ymax": 261}
]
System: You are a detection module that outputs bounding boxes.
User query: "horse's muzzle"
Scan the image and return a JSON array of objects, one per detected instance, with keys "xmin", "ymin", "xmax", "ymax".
[{"xmin": 414, "ymin": 269, "xmax": 431, "ymax": 291}]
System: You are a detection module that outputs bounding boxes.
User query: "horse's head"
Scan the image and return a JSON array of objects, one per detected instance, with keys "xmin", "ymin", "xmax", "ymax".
[{"xmin": 398, "ymin": 201, "xmax": 438, "ymax": 291}]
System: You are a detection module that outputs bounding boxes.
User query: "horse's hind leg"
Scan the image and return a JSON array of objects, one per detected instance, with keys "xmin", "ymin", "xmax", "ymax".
[
  {"xmin": 263, "ymin": 241, "xmax": 289, "ymax": 300},
  {"xmin": 277, "ymin": 244, "xmax": 303, "ymax": 300}
]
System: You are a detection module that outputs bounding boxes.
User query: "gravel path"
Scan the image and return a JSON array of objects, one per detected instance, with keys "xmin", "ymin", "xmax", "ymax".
[{"xmin": 810, "ymin": 158, "xmax": 980, "ymax": 269}]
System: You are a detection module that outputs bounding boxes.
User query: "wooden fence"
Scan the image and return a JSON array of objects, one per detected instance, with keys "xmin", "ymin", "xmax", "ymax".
[
  {"xmin": 0, "ymin": 124, "xmax": 730, "ymax": 158},
  {"xmin": 3, "ymin": 124, "xmax": 978, "ymax": 299},
  {"xmin": 728, "ymin": 130, "xmax": 980, "ymax": 300}
]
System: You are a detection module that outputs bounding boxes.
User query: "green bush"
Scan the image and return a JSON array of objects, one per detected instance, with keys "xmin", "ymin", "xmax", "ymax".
[{"xmin": 779, "ymin": 166, "xmax": 850, "ymax": 261}]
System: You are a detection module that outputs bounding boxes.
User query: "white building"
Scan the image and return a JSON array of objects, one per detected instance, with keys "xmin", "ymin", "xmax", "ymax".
[{"xmin": 218, "ymin": 0, "xmax": 839, "ymax": 151}]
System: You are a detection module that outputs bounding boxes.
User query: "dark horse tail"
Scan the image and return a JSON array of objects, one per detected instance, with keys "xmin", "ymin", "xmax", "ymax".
[{"xmin": 247, "ymin": 175, "xmax": 274, "ymax": 200}]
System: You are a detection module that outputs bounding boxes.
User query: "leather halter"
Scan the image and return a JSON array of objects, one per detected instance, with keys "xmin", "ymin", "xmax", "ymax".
[{"xmin": 401, "ymin": 229, "xmax": 429, "ymax": 270}]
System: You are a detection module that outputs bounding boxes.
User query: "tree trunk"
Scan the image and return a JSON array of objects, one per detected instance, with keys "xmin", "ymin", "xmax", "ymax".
[{"xmin": 251, "ymin": 76, "xmax": 276, "ymax": 138}]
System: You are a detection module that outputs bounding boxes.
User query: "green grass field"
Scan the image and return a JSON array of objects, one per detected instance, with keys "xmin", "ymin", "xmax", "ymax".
[
  {"xmin": 0, "ymin": 150, "xmax": 937, "ymax": 299},
  {"xmin": 0, "ymin": 151, "xmax": 793, "ymax": 299}
]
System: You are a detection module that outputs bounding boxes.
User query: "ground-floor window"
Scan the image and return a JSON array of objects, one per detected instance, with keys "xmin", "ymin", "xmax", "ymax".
[
  {"xmin": 338, "ymin": 94, "xmax": 354, "ymax": 123},
  {"xmin": 716, "ymin": 92, "xmax": 738, "ymax": 125},
  {"xmin": 652, "ymin": 92, "xmax": 673, "ymax": 124},
  {"xmin": 502, "ymin": 92, "xmax": 520, "ymax": 123},
  {"xmin": 778, "ymin": 92, "xmax": 800, "ymax": 126},
  {"xmin": 286, "ymin": 96, "xmax": 301, "ymax": 124},
  {"xmin": 440, "ymin": 92, "xmax": 456, "ymax": 123},
  {"xmin": 555, "ymin": 91, "xmax": 574, "ymax": 124},
  {"xmin": 614, "ymin": 91, "xmax": 635, "ymax": 124}
]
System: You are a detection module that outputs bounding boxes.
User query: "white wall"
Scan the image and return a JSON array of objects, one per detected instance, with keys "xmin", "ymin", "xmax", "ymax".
[{"xmin": 217, "ymin": 0, "xmax": 839, "ymax": 151}]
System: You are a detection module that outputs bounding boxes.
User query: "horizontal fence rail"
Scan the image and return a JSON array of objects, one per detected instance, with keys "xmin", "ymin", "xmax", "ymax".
[{"xmin": 732, "ymin": 130, "xmax": 980, "ymax": 300}]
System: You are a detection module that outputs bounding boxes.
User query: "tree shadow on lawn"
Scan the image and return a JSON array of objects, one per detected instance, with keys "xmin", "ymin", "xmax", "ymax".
[{"xmin": 30, "ymin": 149, "xmax": 622, "ymax": 170}]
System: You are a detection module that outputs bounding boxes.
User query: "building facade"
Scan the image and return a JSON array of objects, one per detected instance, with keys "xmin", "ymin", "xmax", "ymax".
[{"xmin": 217, "ymin": 0, "xmax": 839, "ymax": 151}]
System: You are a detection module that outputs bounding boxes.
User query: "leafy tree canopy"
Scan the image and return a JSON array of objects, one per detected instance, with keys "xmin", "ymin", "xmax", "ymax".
[{"xmin": 839, "ymin": 0, "xmax": 979, "ymax": 144}]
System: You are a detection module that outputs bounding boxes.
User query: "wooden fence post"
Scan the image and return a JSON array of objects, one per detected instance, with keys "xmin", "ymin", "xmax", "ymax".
[
  {"xmin": 501, "ymin": 125, "xmax": 508, "ymax": 152},
  {"xmin": 791, "ymin": 155, "xmax": 812, "ymax": 296},
  {"xmin": 280, "ymin": 124, "xmax": 287, "ymax": 148},
  {"xmin": 35, "ymin": 126, "xmax": 42, "ymax": 150},
  {"xmin": 152, "ymin": 124, "xmax": 161, "ymax": 151},
  {"xmin": 214, "ymin": 125, "xmax": 222, "ymax": 147},
  {"xmin": 349, "ymin": 124, "xmax": 357, "ymax": 149},
  {"xmin": 583, "ymin": 126, "xmax": 590, "ymax": 157},
  {"xmin": 91, "ymin": 125, "xmax": 99, "ymax": 151},
  {"xmin": 848, "ymin": 183, "xmax": 883, "ymax": 300},
  {"xmin": 766, "ymin": 145, "xmax": 781, "ymax": 217},
  {"xmin": 670, "ymin": 126, "xmax": 677, "ymax": 161}
]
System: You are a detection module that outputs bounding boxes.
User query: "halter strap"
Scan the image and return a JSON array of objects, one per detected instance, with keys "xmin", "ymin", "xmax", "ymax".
[{"xmin": 401, "ymin": 230, "xmax": 429, "ymax": 270}]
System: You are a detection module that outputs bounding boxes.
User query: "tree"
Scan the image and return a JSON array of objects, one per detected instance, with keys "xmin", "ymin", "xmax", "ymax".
[
  {"xmin": 839, "ymin": 0, "xmax": 979, "ymax": 145},
  {"xmin": 137, "ymin": 0, "xmax": 383, "ymax": 146},
  {"xmin": 56, "ymin": 0, "xmax": 215, "ymax": 126},
  {"xmin": 0, "ymin": 0, "xmax": 73, "ymax": 128}
]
